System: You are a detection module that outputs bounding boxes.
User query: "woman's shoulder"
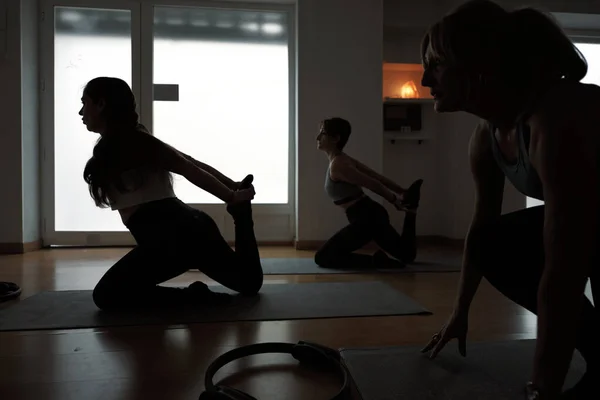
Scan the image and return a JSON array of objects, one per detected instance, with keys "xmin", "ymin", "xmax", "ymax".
[
  {"xmin": 527, "ymin": 81, "xmax": 600, "ymax": 148},
  {"xmin": 468, "ymin": 119, "xmax": 495, "ymax": 154},
  {"xmin": 328, "ymin": 153, "xmax": 356, "ymax": 178},
  {"xmin": 330, "ymin": 153, "xmax": 355, "ymax": 169},
  {"xmin": 532, "ymin": 81, "xmax": 600, "ymax": 120},
  {"xmin": 117, "ymin": 127, "xmax": 163, "ymax": 156}
]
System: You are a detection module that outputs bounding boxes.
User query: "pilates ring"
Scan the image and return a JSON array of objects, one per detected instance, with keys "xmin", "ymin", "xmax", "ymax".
[{"xmin": 198, "ymin": 341, "xmax": 352, "ymax": 399}]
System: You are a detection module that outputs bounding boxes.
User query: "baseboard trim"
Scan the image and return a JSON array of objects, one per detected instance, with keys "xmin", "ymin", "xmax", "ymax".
[
  {"xmin": 9, "ymin": 238, "xmax": 462, "ymax": 253},
  {"xmin": 0, "ymin": 240, "xmax": 43, "ymax": 254},
  {"xmin": 295, "ymin": 235, "xmax": 465, "ymax": 251},
  {"xmin": 45, "ymin": 240, "xmax": 295, "ymax": 249},
  {"xmin": 227, "ymin": 240, "xmax": 294, "ymax": 247}
]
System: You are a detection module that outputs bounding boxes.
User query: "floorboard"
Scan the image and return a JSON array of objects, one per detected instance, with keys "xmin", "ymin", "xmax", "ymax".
[{"xmin": 0, "ymin": 246, "xmax": 538, "ymax": 399}]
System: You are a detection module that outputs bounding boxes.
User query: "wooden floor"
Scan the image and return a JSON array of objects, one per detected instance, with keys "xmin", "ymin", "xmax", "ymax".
[{"xmin": 0, "ymin": 246, "xmax": 538, "ymax": 400}]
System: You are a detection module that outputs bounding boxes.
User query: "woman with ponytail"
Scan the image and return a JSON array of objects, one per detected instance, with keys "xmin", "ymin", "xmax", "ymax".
[
  {"xmin": 418, "ymin": 1, "xmax": 599, "ymax": 398},
  {"xmin": 80, "ymin": 77, "xmax": 263, "ymax": 311}
]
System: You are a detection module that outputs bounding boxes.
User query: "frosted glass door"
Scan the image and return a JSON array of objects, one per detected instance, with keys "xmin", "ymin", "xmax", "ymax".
[
  {"xmin": 54, "ymin": 7, "xmax": 133, "ymax": 232},
  {"xmin": 41, "ymin": 1, "xmax": 294, "ymax": 245},
  {"xmin": 41, "ymin": 1, "xmax": 140, "ymax": 246},
  {"xmin": 151, "ymin": 6, "xmax": 291, "ymax": 205}
]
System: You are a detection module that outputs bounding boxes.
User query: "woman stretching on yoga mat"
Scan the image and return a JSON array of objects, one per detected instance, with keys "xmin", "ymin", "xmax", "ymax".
[
  {"xmin": 418, "ymin": 1, "xmax": 599, "ymax": 398},
  {"xmin": 80, "ymin": 77, "xmax": 263, "ymax": 311},
  {"xmin": 314, "ymin": 117, "xmax": 423, "ymax": 269}
]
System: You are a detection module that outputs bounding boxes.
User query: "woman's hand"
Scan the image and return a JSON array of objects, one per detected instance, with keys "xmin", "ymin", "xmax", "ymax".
[
  {"xmin": 525, "ymin": 382, "xmax": 540, "ymax": 400},
  {"xmin": 421, "ymin": 310, "xmax": 469, "ymax": 359},
  {"xmin": 234, "ymin": 180, "xmax": 255, "ymax": 192},
  {"xmin": 392, "ymin": 194, "xmax": 416, "ymax": 213},
  {"xmin": 228, "ymin": 188, "xmax": 255, "ymax": 204}
]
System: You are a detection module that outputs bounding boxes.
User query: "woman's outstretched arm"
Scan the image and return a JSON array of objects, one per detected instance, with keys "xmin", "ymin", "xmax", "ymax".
[
  {"xmin": 330, "ymin": 155, "xmax": 399, "ymax": 204},
  {"xmin": 135, "ymin": 126, "xmax": 239, "ymax": 190},
  {"xmin": 352, "ymin": 158, "xmax": 406, "ymax": 194},
  {"xmin": 177, "ymin": 152, "xmax": 238, "ymax": 190},
  {"xmin": 129, "ymin": 133, "xmax": 238, "ymax": 202}
]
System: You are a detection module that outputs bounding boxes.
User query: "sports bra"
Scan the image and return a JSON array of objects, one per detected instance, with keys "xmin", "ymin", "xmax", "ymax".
[
  {"xmin": 489, "ymin": 121, "xmax": 544, "ymax": 200},
  {"xmin": 324, "ymin": 163, "xmax": 364, "ymax": 204},
  {"xmin": 107, "ymin": 168, "xmax": 176, "ymax": 210}
]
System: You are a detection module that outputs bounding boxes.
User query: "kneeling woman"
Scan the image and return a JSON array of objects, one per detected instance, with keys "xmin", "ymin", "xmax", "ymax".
[
  {"xmin": 315, "ymin": 117, "xmax": 423, "ymax": 269},
  {"xmin": 80, "ymin": 77, "xmax": 263, "ymax": 311}
]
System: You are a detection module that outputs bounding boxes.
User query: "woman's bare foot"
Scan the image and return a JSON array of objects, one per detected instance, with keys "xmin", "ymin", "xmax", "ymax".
[
  {"xmin": 227, "ymin": 174, "xmax": 254, "ymax": 219},
  {"xmin": 401, "ymin": 179, "xmax": 423, "ymax": 211},
  {"xmin": 373, "ymin": 250, "xmax": 406, "ymax": 268},
  {"xmin": 185, "ymin": 281, "xmax": 232, "ymax": 306}
]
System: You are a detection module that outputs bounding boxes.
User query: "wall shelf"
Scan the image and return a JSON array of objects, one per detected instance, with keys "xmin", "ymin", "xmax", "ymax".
[
  {"xmin": 382, "ymin": 63, "xmax": 433, "ymax": 144},
  {"xmin": 384, "ymin": 97, "xmax": 434, "ymax": 104},
  {"xmin": 384, "ymin": 131, "xmax": 430, "ymax": 144},
  {"xmin": 383, "ymin": 63, "xmax": 423, "ymax": 72}
]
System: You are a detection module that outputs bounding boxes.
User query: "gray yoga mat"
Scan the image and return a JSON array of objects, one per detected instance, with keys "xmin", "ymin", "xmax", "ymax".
[
  {"xmin": 340, "ymin": 339, "xmax": 585, "ymax": 399},
  {"xmin": 58, "ymin": 255, "xmax": 460, "ymax": 276},
  {"xmin": 0, "ymin": 282, "xmax": 430, "ymax": 332},
  {"xmin": 261, "ymin": 254, "xmax": 461, "ymax": 275}
]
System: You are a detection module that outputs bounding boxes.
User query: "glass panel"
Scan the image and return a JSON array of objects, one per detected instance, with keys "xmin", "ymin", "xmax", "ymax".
[
  {"xmin": 576, "ymin": 42, "xmax": 600, "ymax": 86},
  {"xmin": 54, "ymin": 7, "xmax": 132, "ymax": 231},
  {"xmin": 153, "ymin": 6, "xmax": 290, "ymax": 204},
  {"xmin": 526, "ymin": 197, "xmax": 544, "ymax": 208}
]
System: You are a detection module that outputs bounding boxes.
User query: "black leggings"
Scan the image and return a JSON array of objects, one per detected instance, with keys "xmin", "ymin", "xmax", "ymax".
[
  {"xmin": 314, "ymin": 196, "xmax": 417, "ymax": 269},
  {"xmin": 92, "ymin": 197, "xmax": 263, "ymax": 310},
  {"xmin": 475, "ymin": 205, "xmax": 599, "ymax": 370}
]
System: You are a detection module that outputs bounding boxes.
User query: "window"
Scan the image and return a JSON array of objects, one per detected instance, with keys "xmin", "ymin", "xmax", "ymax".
[
  {"xmin": 51, "ymin": 6, "xmax": 292, "ymax": 234},
  {"xmin": 54, "ymin": 7, "xmax": 132, "ymax": 231},
  {"xmin": 152, "ymin": 7, "xmax": 290, "ymax": 205},
  {"xmin": 577, "ymin": 42, "xmax": 600, "ymax": 86}
]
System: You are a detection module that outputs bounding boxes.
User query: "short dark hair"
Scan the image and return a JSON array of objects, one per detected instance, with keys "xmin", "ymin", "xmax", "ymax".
[
  {"xmin": 322, "ymin": 117, "xmax": 351, "ymax": 150},
  {"xmin": 421, "ymin": 0, "xmax": 587, "ymax": 89}
]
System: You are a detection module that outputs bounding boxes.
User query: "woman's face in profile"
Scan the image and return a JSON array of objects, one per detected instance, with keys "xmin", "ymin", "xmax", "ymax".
[
  {"xmin": 421, "ymin": 46, "xmax": 472, "ymax": 113},
  {"xmin": 79, "ymin": 94, "xmax": 106, "ymax": 134}
]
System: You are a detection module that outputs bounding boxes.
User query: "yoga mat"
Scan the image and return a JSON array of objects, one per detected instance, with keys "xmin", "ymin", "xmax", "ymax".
[
  {"xmin": 340, "ymin": 339, "xmax": 585, "ymax": 399},
  {"xmin": 0, "ymin": 282, "xmax": 430, "ymax": 332},
  {"xmin": 261, "ymin": 254, "xmax": 461, "ymax": 275}
]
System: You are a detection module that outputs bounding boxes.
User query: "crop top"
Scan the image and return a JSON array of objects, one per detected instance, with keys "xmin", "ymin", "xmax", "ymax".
[
  {"xmin": 324, "ymin": 164, "xmax": 364, "ymax": 204},
  {"xmin": 107, "ymin": 168, "xmax": 176, "ymax": 210}
]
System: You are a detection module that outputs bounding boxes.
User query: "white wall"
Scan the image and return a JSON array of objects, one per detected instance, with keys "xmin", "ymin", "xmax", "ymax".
[
  {"xmin": 0, "ymin": 0, "xmax": 39, "ymax": 246},
  {"xmin": 295, "ymin": 0, "xmax": 383, "ymax": 242},
  {"xmin": 21, "ymin": 0, "xmax": 39, "ymax": 243},
  {"xmin": 0, "ymin": 0, "xmax": 24, "ymax": 244}
]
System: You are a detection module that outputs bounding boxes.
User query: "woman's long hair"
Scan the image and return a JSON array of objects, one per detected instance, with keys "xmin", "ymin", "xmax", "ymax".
[
  {"xmin": 421, "ymin": 0, "xmax": 587, "ymax": 90},
  {"xmin": 82, "ymin": 77, "xmax": 158, "ymax": 208}
]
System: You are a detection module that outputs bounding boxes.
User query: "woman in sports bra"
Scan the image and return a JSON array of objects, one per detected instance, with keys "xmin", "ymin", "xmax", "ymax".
[
  {"xmin": 314, "ymin": 117, "xmax": 423, "ymax": 269},
  {"xmin": 80, "ymin": 77, "xmax": 263, "ymax": 311},
  {"xmin": 418, "ymin": 1, "xmax": 600, "ymax": 398}
]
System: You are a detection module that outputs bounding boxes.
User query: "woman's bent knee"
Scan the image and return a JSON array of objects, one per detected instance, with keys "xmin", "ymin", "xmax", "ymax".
[
  {"xmin": 238, "ymin": 271, "xmax": 263, "ymax": 296},
  {"xmin": 92, "ymin": 284, "xmax": 114, "ymax": 311},
  {"xmin": 314, "ymin": 248, "xmax": 332, "ymax": 268},
  {"xmin": 92, "ymin": 281, "xmax": 129, "ymax": 311}
]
